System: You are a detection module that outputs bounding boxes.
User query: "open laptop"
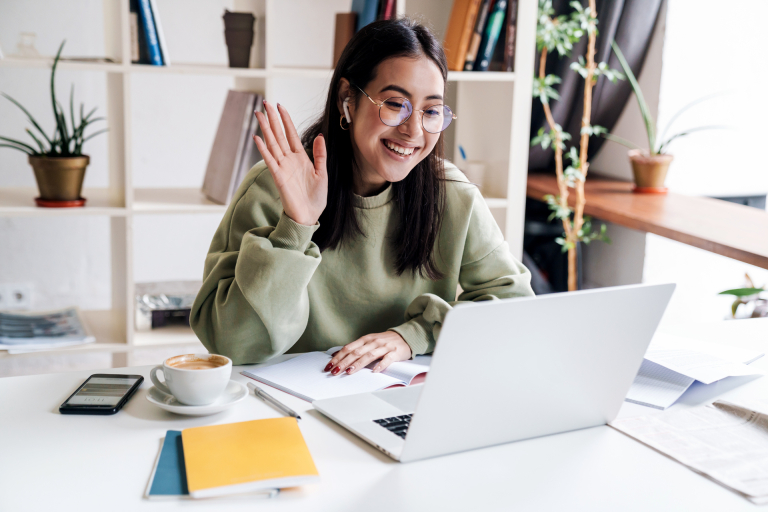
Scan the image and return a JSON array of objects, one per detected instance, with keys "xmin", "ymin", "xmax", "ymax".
[{"xmin": 313, "ymin": 283, "xmax": 675, "ymax": 463}]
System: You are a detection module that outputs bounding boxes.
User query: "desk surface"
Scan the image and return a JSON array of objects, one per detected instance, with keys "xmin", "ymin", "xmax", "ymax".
[
  {"xmin": 2, "ymin": 318, "xmax": 767, "ymax": 512},
  {"xmin": 526, "ymin": 173, "xmax": 768, "ymax": 270}
]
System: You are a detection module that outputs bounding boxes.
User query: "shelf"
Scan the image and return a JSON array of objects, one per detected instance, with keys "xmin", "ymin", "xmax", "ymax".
[
  {"xmin": 133, "ymin": 326, "xmax": 205, "ymax": 348},
  {"xmin": 0, "ymin": 188, "xmax": 127, "ymax": 217},
  {"xmin": 0, "ymin": 57, "xmax": 515, "ymax": 83},
  {"xmin": 132, "ymin": 188, "xmax": 226, "ymax": 214},
  {"xmin": 527, "ymin": 173, "xmax": 768, "ymax": 270}
]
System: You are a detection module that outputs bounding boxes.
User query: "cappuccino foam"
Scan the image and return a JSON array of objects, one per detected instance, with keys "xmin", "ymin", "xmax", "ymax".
[{"xmin": 170, "ymin": 360, "xmax": 222, "ymax": 370}]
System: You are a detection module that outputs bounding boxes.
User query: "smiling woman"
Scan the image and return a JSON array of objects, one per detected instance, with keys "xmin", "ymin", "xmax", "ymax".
[{"xmin": 190, "ymin": 18, "xmax": 534, "ymax": 374}]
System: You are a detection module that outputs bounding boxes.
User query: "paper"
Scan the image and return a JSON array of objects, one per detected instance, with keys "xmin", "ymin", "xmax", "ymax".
[
  {"xmin": 0, "ymin": 307, "xmax": 95, "ymax": 350},
  {"xmin": 611, "ymin": 399, "xmax": 768, "ymax": 504},
  {"xmin": 624, "ymin": 359, "xmax": 695, "ymax": 410},
  {"xmin": 644, "ymin": 333, "xmax": 764, "ymax": 385},
  {"xmin": 242, "ymin": 350, "xmax": 430, "ymax": 402}
]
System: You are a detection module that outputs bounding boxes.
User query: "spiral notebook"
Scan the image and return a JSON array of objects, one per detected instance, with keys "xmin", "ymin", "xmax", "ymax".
[{"xmin": 242, "ymin": 347, "xmax": 431, "ymax": 402}]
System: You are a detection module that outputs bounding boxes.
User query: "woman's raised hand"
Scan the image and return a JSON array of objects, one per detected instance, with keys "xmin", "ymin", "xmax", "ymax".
[{"xmin": 252, "ymin": 100, "xmax": 328, "ymax": 226}]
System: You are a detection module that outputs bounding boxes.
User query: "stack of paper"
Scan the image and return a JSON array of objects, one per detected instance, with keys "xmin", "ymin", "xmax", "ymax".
[
  {"xmin": 611, "ymin": 398, "xmax": 768, "ymax": 504},
  {"xmin": 625, "ymin": 333, "xmax": 765, "ymax": 410},
  {"xmin": 0, "ymin": 307, "xmax": 95, "ymax": 353}
]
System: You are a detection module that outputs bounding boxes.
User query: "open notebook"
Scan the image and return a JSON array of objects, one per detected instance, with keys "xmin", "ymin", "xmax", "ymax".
[{"xmin": 241, "ymin": 347, "xmax": 431, "ymax": 402}]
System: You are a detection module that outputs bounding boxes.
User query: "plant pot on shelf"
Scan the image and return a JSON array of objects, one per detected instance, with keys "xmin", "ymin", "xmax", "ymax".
[
  {"xmin": 628, "ymin": 149, "xmax": 674, "ymax": 194},
  {"xmin": 223, "ymin": 10, "xmax": 255, "ymax": 68},
  {"xmin": 28, "ymin": 154, "xmax": 90, "ymax": 207}
]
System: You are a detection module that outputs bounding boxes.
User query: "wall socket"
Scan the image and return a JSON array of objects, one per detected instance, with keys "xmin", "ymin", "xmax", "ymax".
[{"xmin": 0, "ymin": 283, "xmax": 34, "ymax": 310}]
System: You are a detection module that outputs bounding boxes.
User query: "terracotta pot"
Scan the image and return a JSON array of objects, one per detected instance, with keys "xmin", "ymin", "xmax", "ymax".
[
  {"xmin": 28, "ymin": 154, "xmax": 90, "ymax": 202},
  {"xmin": 628, "ymin": 149, "xmax": 673, "ymax": 194}
]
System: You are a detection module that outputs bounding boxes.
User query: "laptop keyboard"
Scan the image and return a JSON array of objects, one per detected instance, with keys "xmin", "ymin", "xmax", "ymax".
[{"xmin": 373, "ymin": 414, "xmax": 412, "ymax": 439}]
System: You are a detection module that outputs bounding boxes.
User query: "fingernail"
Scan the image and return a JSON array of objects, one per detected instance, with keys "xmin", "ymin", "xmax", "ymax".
[
  {"xmin": 346, "ymin": 366, "xmax": 354, "ymax": 374},
  {"xmin": 372, "ymin": 366, "xmax": 379, "ymax": 373},
  {"xmin": 331, "ymin": 367, "xmax": 340, "ymax": 375},
  {"xmin": 263, "ymin": 99, "xmax": 267, "ymax": 106},
  {"xmin": 277, "ymin": 103, "xmax": 281, "ymax": 109},
  {"xmin": 324, "ymin": 363, "xmax": 332, "ymax": 372}
]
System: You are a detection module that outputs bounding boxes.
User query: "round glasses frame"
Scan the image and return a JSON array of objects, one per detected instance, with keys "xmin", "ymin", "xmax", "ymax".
[{"xmin": 351, "ymin": 82, "xmax": 457, "ymax": 134}]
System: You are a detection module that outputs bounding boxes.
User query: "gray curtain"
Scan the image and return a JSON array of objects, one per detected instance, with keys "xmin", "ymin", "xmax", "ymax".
[{"xmin": 528, "ymin": 0, "xmax": 664, "ymax": 171}]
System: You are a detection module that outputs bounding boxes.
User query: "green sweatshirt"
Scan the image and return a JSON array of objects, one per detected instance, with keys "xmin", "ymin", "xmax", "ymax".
[{"xmin": 190, "ymin": 160, "xmax": 534, "ymax": 364}]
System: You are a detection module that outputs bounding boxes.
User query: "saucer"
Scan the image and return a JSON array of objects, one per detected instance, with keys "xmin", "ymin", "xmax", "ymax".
[{"xmin": 146, "ymin": 379, "xmax": 248, "ymax": 416}]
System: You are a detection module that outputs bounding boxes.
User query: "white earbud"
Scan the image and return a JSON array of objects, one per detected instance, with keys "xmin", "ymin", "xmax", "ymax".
[{"xmin": 343, "ymin": 98, "xmax": 352, "ymax": 124}]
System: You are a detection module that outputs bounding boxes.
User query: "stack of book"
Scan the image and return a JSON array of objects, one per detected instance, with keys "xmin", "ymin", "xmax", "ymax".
[
  {"xmin": 444, "ymin": 0, "xmax": 518, "ymax": 72},
  {"xmin": 130, "ymin": 0, "xmax": 170, "ymax": 66},
  {"xmin": 145, "ymin": 419, "xmax": 319, "ymax": 500},
  {"xmin": 334, "ymin": 0, "xmax": 397, "ymax": 65},
  {"xmin": 201, "ymin": 90, "xmax": 265, "ymax": 205},
  {"xmin": 0, "ymin": 307, "xmax": 95, "ymax": 354}
]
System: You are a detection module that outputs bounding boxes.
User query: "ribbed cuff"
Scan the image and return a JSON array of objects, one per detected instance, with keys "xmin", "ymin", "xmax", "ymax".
[
  {"xmin": 267, "ymin": 212, "xmax": 319, "ymax": 252},
  {"xmin": 389, "ymin": 316, "xmax": 435, "ymax": 358}
]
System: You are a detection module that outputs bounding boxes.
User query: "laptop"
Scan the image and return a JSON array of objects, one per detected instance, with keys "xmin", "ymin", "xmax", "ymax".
[{"xmin": 313, "ymin": 283, "xmax": 675, "ymax": 463}]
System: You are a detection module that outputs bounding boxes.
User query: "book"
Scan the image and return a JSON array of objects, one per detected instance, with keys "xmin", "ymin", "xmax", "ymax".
[
  {"xmin": 474, "ymin": 0, "xmax": 507, "ymax": 71},
  {"xmin": 242, "ymin": 347, "xmax": 431, "ymax": 402},
  {"xmin": 201, "ymin": 90, "xmax": 258, "ymax": 205},
  {"xmin": 333, "ymin": 13, "xmax": 357, "ymax": 67},
  {"xmin": 463, "ymin": 0, "xmax": 493, "ymax": 71},
  {"xmin": 502, "ymin": 0, "xmax": 517, "ymax": 72},
  {"xmin": 230, "ymin": 93, "xmax": 264, "ymax": 199},
  {"xmin": 145, "ymin": 430, "xmax": 278, "ymax": 500},
  {"xmin": 137, "ymin": 0, "xmax": 163, "ymax": 65},
  {"xmin": 488, "ymin": 1, "xmax": 507, "ymax": 71},
  {"xmin": 352, "ymin": 0, "xmax": 380, "ymax": 32},
  {"xmin": 378, "ymin": 0, "xmax": 396, "ymax": 20},
  {"xmin": 129, "ymin": 0, "xmax": 151, "ymax": 64},
  {"xmin": 0, "ymin": 307, "xmax": 95, "ymax": 353},
  {"xmin": 444, "ymin": 0, "xmax": 483, "ymax": 71},
  {"xmin": 181, "ymin": 418, "xmax": 319, "ymax": 498},
  {"xmin": 148, "ymin": 0, "xmax": 171, "ymax": 66}
]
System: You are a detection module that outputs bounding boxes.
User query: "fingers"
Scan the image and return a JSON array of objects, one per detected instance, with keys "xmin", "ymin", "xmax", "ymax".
[
  {"xmin": 262, "ymin": 100, "xmax": 292, "ymax": 156},
  {"xmin": 255, "ymin": 110, "xmax": 283, "ymax": 163},
  {"xmin": 252, "ymin": 134, "xmax": 279, "ymax": 173},
  {"xmin": 277, "ymin": 104, "xmax": 303, "ymax": 154},
  {"xmin": 373, "ymin": 352, "xmax": 396, "ymax": 373},
  {"xmin": 313, "ymin": 134, "xmax": 328, "ymax": 177},
  {"xmin": 347, "ymin": 347, "xmax": 388, "ymax": 374}
]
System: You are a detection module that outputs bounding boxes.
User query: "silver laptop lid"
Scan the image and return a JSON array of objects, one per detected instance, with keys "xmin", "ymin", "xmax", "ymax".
[{"xmin": 399, "ymin": 283, "xmax": 675, "ymax": 462}]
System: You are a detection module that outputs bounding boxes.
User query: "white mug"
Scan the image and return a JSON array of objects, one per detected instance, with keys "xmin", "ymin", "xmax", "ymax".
[{"xmin": 150, "ymin": 353, "xmax": 232, "ymax": 406}]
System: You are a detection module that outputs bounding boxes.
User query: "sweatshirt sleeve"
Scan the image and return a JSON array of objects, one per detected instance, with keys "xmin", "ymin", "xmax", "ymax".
[
  {"xmin": 389, "ymin": 182, "xmax": 534, "ymax": 357},
  {"xmin": 190, "ymin": 164, "xmax": 322, "ymax": 364}
]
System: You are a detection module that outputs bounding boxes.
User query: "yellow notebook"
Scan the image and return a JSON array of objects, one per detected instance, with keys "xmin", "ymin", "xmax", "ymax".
[{"xmin": 181, "ymin": 417, "xmax": 319, "ymax": 498}]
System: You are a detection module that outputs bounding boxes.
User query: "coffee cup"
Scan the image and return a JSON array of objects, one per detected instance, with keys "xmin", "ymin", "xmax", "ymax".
[{"xmin": 150, "ymin": 354, "xmax": 232, "ymax": 406}]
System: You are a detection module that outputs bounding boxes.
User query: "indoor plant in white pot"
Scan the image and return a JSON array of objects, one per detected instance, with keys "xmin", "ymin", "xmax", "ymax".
[
  {"xmin": 606, "ymin": 41, "xmax": 725, "ymax": 193},
  {"xmin": 0, "ymin": 40, "xmax": 108, "ymax": 207}
]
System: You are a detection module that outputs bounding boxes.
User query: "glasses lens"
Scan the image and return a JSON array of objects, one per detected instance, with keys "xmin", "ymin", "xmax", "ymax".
[
  {"xmin": 379, "ymin": 97, "xmax": 413, "ymax": 127},
  {"xmin": 422, "ymin": 105, "xmax": 454, "ymax": 134}
]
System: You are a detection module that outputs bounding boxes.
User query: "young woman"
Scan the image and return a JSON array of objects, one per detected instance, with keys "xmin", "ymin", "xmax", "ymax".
[{"xmin": 190, "ymin": 18, "xmax": 533, "ymax": 375}]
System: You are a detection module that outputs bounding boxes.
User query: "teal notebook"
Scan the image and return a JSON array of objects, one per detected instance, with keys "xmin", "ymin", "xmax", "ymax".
[{"xmin": 146, "ymin": 431, "xmax": 188, "ymax": 498}]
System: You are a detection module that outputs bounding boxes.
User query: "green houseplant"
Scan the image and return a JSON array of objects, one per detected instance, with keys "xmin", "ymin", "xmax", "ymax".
[
  {"xmin": 719, "ymin": 274, "xmax": 767, "ymax": 319},
  {"xmin": 0, "ymin": 40, "xmax": 108, "ymax": 206},
  {"xmin": 605, "ymin": 42, "xmax": 725, "ymax": 193}
]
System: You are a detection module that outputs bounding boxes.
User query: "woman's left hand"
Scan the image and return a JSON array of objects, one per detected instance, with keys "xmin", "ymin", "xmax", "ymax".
[{"xmin": 325, "ymin": 331, "xmax": 412, "ymax": 375}]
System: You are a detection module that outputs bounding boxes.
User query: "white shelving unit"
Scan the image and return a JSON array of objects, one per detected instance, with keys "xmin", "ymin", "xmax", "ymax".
[{"xmin": 0, "ymin": 0, "xmax": 536, "ymax": 366}]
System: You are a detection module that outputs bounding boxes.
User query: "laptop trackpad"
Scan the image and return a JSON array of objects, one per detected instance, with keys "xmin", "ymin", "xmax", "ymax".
[{"xmin": 373, "ymin": 384, "xmax": 423, "ymax": 412}]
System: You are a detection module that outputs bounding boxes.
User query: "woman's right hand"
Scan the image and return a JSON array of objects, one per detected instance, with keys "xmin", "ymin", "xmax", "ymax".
[{"xmin": 252, "ymin": 100, "xmax": 328, "ymax": 226}]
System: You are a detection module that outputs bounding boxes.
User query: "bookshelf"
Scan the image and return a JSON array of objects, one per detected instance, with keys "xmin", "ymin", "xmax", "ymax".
[{"xmin": 0, "ymin": 0, "xmax": 536, "ymax": 366}]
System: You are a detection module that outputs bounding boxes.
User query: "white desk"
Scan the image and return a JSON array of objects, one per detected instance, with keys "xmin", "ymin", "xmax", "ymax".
[{"xmin": 1, "ymin": 318, "xmax": 767, "ymax": 511}]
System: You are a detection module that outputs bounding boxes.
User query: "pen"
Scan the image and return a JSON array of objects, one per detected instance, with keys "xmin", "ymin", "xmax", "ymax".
[{"xmin": 247, "ymin": 382, "xmax": 301, "ymax": 420}]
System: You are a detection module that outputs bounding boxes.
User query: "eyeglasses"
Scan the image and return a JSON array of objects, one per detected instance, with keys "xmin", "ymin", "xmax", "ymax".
[{"xmin": 351, "ymin": 82, "xmax": 457, "ymax": 134}]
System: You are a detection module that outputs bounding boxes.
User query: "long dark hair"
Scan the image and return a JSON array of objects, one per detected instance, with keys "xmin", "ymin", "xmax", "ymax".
[{"xmin": 301, "ymin": 17, "xmax": 448, "ymax": 280}]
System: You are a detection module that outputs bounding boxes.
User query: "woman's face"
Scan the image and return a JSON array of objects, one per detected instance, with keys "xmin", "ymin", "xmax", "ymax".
[{"xmin": 339, "ymin": 55, "xmax": 445, "ymax": 196}]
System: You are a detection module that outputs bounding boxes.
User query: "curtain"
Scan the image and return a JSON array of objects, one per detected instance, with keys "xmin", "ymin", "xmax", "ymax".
[{"xmin": 528, "ymin": 0, "xmax": 664, "ymax": 171}]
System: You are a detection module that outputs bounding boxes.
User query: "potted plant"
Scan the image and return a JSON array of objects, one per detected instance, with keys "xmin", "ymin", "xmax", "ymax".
[
  {"xmin": 719, "ymin": 274, "xmax": 767, "ymax": 319},
  {"xmin": 0, "ymin": 40, "xmax": 108, "ymax": 207},
  {"xmin": 605, "ymin": 42, "xmax": 725, "ymax": 193}
]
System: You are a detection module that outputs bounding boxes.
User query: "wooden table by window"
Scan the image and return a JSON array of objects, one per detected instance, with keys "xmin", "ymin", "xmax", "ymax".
[{"xmin": 526, "ymin": 173, "xmax": 768, "ymax": 270}]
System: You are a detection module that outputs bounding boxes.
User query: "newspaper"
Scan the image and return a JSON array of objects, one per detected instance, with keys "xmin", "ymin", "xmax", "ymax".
[
  {"xmin": 611, "ymin": 399, "xmax": 768, "ymax": 504},
  {"xmin": 0, "ymin": 307, "xmax": 95, "ymax": 351}
]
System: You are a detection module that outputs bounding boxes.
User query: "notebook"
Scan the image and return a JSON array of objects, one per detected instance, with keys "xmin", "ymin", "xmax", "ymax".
[
  {"xmin": 241, "ymin": 347, "xmax": 431, "ymax": 402},
  {"xmin": 145, "ymin": 430, "xmax": 278, "ymax": 500},
  {"xmin": 181, "ymin": 418, "xmax": 319, "ymax": 499}
]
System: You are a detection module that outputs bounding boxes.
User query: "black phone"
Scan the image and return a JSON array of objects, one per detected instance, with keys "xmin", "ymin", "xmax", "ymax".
[{"xmin": 59, "ymin": 374, "xmax": 144, "ymax": 415}]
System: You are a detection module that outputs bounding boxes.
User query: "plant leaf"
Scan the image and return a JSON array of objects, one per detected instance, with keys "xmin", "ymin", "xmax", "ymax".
[
  {"xmin": 718, "ymin": 287, "xmax": 764, "ymax": 297},
  {"xmin": 0, "ymin": 143, "xmax": 34, "ymax": 155},
  {"xmin": 611, "ymin": 41, "xmax": 656, "ymax": 154},
  {"xmin": 0, "ymin": 92, "xmax": 54, "ymax": 148},
  {"xmin": 659, "ymin": 91, "xmax": 731, "ymax": 143},
  {"xmin": 657, "ymin": 125, "xmax": 729, "ymax": 154}
]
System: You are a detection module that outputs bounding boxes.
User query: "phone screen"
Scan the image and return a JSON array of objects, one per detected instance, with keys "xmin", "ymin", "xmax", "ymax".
[{"xmin": 66, "ymin": 376, "xmax": 142, "ymax": 407}]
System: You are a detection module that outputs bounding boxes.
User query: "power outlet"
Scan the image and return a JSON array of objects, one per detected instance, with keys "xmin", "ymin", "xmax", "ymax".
[{"xmin": 2, "ymin": 283, "xmax": 33, "ymax": 310}]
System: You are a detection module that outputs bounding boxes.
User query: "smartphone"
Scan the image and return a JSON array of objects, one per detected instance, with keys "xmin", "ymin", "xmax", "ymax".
[{"xmin": 59, "ymin": 374, "xmax": 144, "ymax": 415}]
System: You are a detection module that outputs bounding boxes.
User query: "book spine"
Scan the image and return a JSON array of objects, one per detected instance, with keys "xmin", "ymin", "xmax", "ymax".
[
  {"xmin": 333, "ymin": 12, "xmax": 357, "ymax": 66},
  {"xmin": 382, "ymin": 0, "xmax": 395, "ymax": 20},
  {"xmin": 137, "ymin": 0, "xmax": 163, "ymax": 65},
  {"xmin": 463, "ymin": 0, "xmax": 493, "ymax": 71},
  {"xmin": 129, "ymin": 12, "xmax": 140, "ymax": 62},
  {"xmin": 149, "ymin": 0, "xmax": 170, "ymax": 66},
  {"xmin": 444, "ymin": 0, "xmax": 483, "ymax": 72},
  {"xmin": 503, "ymin": 0, "xmax": 517, "ymax": 72},
  {"xmin": 354, "ymin": 0, "xmax": 379, "ymax": 32},
  {"xmin": 474, "ymin": 0, "xmax": 507, "ymax": 72}
]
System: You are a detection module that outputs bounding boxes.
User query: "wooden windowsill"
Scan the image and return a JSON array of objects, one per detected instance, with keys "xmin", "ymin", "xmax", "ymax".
[{"xmin": 526, "ymin": 173, "xmax": 768, "ymax": 269}]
